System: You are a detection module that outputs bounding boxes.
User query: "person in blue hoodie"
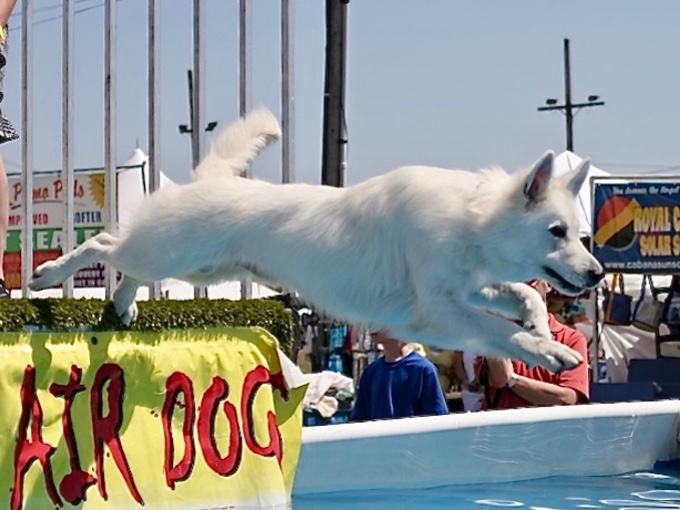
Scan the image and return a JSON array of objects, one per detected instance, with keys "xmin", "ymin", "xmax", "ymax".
[{"xmin": 350, "ymin": 329, "xmax": 448, "ymax": 422}]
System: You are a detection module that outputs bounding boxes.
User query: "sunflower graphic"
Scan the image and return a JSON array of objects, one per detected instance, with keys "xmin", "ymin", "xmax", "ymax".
[{"xmin": 89, "ymin": 173, "xmax": 106, "ymax": 209}]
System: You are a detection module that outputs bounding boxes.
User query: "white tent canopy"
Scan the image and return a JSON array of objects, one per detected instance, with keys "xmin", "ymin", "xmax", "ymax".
[
  {"xmin": 117, "ymin": 147, "xmax": 176, "ymax": 230},
  {"xmin": 553, "ymin": 150, "xmax": 611, "ymax": 238}
]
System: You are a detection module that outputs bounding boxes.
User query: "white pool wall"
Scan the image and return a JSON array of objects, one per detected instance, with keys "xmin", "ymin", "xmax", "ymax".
[{"xmin": 294, "ymin": 401, "xmax": 680, "ymax": 494}]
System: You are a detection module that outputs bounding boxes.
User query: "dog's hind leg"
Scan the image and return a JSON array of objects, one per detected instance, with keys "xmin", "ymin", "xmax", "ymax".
[
  {"xmin": 29, "ymin": 232, "xmax": 119, "ymax": 291},
  {"xmin": 112, "ymin": 275, "xmax": 141, "ymax": 326}
]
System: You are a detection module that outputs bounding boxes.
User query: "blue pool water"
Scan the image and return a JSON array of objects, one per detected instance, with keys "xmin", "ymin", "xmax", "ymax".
[{"xmin": 293, "ymin": 468, "xmax": 680, "ymax": 509}]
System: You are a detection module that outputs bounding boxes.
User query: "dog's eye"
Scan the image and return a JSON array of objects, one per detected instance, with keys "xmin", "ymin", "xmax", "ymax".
[{"xmin": 549, "ymin": 224, "xmax": 567, "ymax": 239}]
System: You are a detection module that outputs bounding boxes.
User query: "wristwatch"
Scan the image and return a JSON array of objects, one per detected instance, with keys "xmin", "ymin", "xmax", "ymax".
[{"xmin": 506, "ymin": 373, "xmax": 520, "ymax": 389}]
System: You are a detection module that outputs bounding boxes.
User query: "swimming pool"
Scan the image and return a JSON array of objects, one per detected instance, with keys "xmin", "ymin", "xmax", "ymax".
[
  {"xmin": 291, "ymin": 401, "xmax": 680, "ymax": 509},
  {"xmin": 294, "ymin": 402, "xmax": 680, "ymax": 494},
  {"xmin": 293, "ymin": 468, "xmax": 680, "ymax": 509}
]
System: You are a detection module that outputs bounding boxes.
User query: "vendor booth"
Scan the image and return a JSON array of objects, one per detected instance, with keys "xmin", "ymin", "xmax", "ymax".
[{"xmin": 589, "ymin": 175, "xmax": 680, "ymax": 400}]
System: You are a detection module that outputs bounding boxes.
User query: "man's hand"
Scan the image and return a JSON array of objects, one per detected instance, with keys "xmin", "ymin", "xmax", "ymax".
[{"xmin": 486, "ymin": 356, "xmax": 581, "ymax": 406}]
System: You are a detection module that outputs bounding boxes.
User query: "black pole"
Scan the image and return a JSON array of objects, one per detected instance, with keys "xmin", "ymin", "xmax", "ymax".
[
  {"xmin": 321, "ymin": 0, "xmax": 348, "ymax": 187},
  {"xmin": 187, "ymin": 70, "xmax": 194, "ymax": 130},
  {"xmin": 564, "ymin": 38, "xmax": 573, "ymax": 152},
  {"xmin": 187, "ymin": 70, "xmax": 198, "ymax": 166}
]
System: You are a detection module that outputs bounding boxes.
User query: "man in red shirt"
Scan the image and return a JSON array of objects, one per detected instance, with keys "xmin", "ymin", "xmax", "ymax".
[{"xmin": 476, "ymin": 279, "xmax": 589, "ymax": 410}]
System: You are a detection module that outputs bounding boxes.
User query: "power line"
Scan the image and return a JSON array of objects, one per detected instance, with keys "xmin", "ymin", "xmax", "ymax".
[
  {"xmin": 596, "ymin": 163, "xmax": 680, "ymax": 175},
  {"xmin": 9, "ymin": 0, "xmax": 124, "ymax": 33},
  {"xmin": 597, "ymin": 162, "xmax": 679, "ymax": 169},
  {"xmin": 9, "ymin": 0, "xmax": 98, "ymax": 21}
]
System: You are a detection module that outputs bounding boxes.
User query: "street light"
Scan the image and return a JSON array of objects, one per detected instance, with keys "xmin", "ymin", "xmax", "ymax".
[
  {"xmin": 177, "ymin": 122, "xmax": 217, "ymax": 135},
  {"xmin": 537, "ymin": 39, "xmax": 605, "ymax": 152},
  {"xmin": 177, "ymin": 70, "xmax": 218, "ymax": 136}
]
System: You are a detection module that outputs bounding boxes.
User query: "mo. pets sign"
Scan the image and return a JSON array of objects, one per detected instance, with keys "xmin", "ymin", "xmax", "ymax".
[
  {"xmin": 592, "ymin": 180, "xmax": 680, "ymax": 273},
  {"xmin": 0, "ymin": 328, "xmax": 304, "ymax": 510},
  {"xmin": 5, "ymin": 171, "xmax": 107, "ymax": 290}
]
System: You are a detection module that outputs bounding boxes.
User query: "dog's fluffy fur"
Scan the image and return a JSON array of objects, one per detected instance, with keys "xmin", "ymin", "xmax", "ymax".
[{"xmin": 29, "ymin": 108, "xmax": 603, "ymax": 371}]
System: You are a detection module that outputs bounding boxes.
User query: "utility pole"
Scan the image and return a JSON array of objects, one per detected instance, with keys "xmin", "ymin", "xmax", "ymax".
[
  {"xmin": 537, "ymin": 38, "xmax": 604, "ymax": 152},
  {"xmin": 321, "ymin": 0, "xmax": 348, "ymax": 187}
]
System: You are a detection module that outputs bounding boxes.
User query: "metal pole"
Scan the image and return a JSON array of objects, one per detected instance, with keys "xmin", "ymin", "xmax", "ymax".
[
  {"xmin": 192, "ymin": 0, "xmax": 207, "ymax": 299},
  {"xmin": 147, "ymin": 0, "xmax": 161, "ymax": 299},
  {"xmin": 20, "ymin": 0, "xmax": 33, "ymax": 297},
  {"xmin": 564, "ymin": 38, "xmax": 573, "ymax": 152},
  {"xmin": 239, "ymin": 0, "xmax": 252, "ymax": 125},
  {"xmin": 104, "ymin": 0, "xmax": 117, "ymax": 299},
  {"xmin": 321, "ymin": 0, "xmax": 348, "ymax": 188},
  {"xmin": 590, "ymin": 176, "xmax": 601, "ymax": 383},
  {"xmin": 191, "ymin": 0, "xmax": 204, "ymax": 170},
  {"xmin": 281, "ymin": 0, "xmax": 295, "ymax": 184},
  {"xmin": 239, "ymin": 0, "xmax": 252, "ymax": 299},
  {"xmin": 62, "ymin": 0, "xmax": 75, "ymax": 297}
]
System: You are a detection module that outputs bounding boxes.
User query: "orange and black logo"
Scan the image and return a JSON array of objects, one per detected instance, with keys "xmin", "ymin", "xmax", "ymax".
[{"xmin": 593, "ymin": 196, "xmax": 640, "ymax": 250}]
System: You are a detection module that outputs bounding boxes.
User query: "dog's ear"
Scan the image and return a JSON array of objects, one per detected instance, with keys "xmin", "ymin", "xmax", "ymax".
[
  {"xmin": 562, "ymin": 157, "xmax": 590, "ymax": 197},
  {"xmin": 522, "ymin": 151, "xmax": 554, "ymax": 203}
]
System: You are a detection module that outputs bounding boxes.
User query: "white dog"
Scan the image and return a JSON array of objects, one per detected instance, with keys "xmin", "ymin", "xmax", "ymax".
[{"xmin": 29, "ymin": 108, "xmax": 603, "ymax": 371}]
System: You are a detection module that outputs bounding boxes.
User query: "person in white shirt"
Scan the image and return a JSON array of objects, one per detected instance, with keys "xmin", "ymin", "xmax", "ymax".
[{"xmin": 453, "ymin": 350, "xmax": 483, "ymax": 412}]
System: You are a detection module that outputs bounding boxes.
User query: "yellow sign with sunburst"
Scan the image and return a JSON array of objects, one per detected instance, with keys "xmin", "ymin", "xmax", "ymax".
[{"xmin": 89, "ymin": 173, "xmax": 106, "ymax": 209}]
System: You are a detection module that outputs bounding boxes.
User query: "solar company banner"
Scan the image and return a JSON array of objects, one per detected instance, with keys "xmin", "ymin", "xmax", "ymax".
[
  {"xmin": 592, "ymin": 180, "xmax": 680, "ymax": 273},
  {"xmin": 5, "ymin": 171, "xmax": 108, "ymax": 290},
  {"xmin": 0, "ymin": 327, "xmax": 305, "ymax": 510}
]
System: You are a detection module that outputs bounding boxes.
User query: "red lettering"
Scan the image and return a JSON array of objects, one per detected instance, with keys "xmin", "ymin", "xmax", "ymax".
[
  {"xmin": 11, "ymin": 366, "xmax": 61, "ymax": 510},
  {"xmin": 74, "ymin": 180, "xmax": 84, "ymax": 198},
  {"xmin": 32, "ymin": 187, "xmax": 48, "ymax": 201},
  {"xmin": 10, "ymin": 360, "xmax": 288, "ymax": 506},
  {"xmin": 162, "ymin": 372, "xmax": 196, "ymax": 489},
  {"xmin": 197, "ymin": 376, "xmax": 242, "ymax": 477},
  {"xmin": 50, "ymin": 365, "xmax": 96, "ymax": 505},
  {"xmin": 11, "ymin": 181, "xmax": 22, "ymax": 203},
  {"xmin": 91, "ymin": 363, "xmax": 144, "ymax": 504},
  {"xmin": 52, "ymin": 179, "xmax": 83, "ymax": 200},
  {"xmin": 53, "ymin": 179, "xmax": 63, "ymax": 200},
  {"xmin": 241, "ymin": 366, "xmax": 286, "ymax": 466}
]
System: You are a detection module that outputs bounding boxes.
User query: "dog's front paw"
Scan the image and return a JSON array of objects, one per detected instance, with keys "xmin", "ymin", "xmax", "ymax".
[
  {"xmin": 28, "ymin": 260, "xmax": 65, "ymax": 291},
  {"xmin": 522, "ymin": 307, "xmax": 551, "ymax": 342},
  {"xmin": 511, "ymin": 331, "xmax": 583, "ymax": 372},
  {"xmin": 523, "ymin": 318, "xmax": 551, "ymax": 343}
]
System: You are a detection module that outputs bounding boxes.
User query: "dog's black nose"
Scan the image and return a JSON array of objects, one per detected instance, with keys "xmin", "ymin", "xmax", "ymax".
[{"xmin": 586, "ymin": 269, "xmax": 604, "ymax": 287}]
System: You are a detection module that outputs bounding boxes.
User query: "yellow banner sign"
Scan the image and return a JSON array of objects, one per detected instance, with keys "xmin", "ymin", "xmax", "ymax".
[{"xmin": 0, "ymin": 327, "xmax": 304, "ymax": 510}]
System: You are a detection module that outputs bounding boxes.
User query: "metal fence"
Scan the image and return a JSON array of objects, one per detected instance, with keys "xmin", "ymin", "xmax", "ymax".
[{"xmin": 17, "ymin": 0, "xmax": 295, "ymax": 300}]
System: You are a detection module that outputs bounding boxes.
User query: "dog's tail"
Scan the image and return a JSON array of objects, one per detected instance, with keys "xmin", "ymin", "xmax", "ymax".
[{"xmin": 194, "ymin": 107, "xmax": 282, "ymax": 179}]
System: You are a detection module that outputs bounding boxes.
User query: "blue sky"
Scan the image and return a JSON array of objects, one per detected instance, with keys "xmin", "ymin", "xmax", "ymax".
[{"xmin": 2, "ymin": 0, "xmax": 680, "ymax": 185}]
